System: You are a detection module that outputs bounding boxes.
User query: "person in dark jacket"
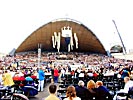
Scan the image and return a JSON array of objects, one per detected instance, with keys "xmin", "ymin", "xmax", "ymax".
[
  {"xmin": 75, "ymin": 80, "xmax": 88, "ymax": 100},
  {"xmin": 86, "ymin": 80, "xmax": 98, "ymax": 100},
  {"xmin": 121, "ymin": 69, "xmax": 130, "ymax": 79},
  {"xmin": 96, "ymin": 81, "xmax": 113, "ymax": 100}
]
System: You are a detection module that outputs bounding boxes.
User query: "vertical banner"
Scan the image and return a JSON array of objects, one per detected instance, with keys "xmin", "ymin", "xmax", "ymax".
[
  {"xmin": 52, "ymin": 26, "xmax": 78, "ymax": 52},
  {"xmin": 65, "ymin": 37, "xmax": 70, "ymax": 45}
]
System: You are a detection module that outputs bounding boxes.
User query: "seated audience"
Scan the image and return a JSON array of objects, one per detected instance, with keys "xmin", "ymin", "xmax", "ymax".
[
  {"xmin": 113, "ymin": 77, "xmax": 133, "ymax": 100},
  {"xmin": 123, "ymin": 77, "xmax": 133, "ymax": 93}
]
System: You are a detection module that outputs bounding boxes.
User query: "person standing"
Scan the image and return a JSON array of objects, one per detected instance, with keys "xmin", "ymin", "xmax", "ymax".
[
  {"xmin": 2, "ymin": 70, "xmax": 14, "ymax": 86},
  {"xmin": 38, "ymin": 67, "xmax": 45, "ymax": 92},
  {"xmin": 54, "ymin": 67, "xmax": 59, "ymax": 83}
]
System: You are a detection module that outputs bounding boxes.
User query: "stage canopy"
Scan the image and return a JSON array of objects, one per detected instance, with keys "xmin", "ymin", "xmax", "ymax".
[{"xmin": 16, "ymin": 18, "xmax": 106, "ymax": 54}]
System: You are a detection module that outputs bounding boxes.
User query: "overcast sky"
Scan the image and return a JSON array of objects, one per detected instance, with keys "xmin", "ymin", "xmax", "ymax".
[{"xmin": 0, "ymin": 0, "xmax": 133, "ymax": 54}]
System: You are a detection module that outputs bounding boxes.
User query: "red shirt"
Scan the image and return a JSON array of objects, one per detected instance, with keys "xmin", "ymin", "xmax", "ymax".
[{"xmin": 54, "ymin": 69, "xmax": 59, "ymax": 77}]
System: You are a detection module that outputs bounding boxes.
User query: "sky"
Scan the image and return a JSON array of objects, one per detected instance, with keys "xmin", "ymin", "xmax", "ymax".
[{"xmin": 0, "ymin": 0, "xmax": 133, "ymax": 54}]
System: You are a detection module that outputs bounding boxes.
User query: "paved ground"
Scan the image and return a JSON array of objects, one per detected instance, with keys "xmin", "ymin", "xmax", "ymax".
[
  {"xmin": 29, "ymin": 83, "xmax": 59, "ymax": 100},
  {"xmin": 29, "ymin": 83, "xmax": 50, "ymax": 100}
]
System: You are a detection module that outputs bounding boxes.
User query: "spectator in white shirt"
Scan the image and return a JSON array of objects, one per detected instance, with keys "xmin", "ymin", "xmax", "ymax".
[
  {"xmin": 0, "ymin": 70, "xmax": 3, "ymax": 85},
  {"xmin": 123, "ymin": 77, "xmax": 133, "ymax": 93},
  {"xmin": 61, "ymin": 68, "xmax": 65, "ymax": 78},
  {"xmin": 113, "ymin": 77, "xmax": 133, "ymax": 100}
]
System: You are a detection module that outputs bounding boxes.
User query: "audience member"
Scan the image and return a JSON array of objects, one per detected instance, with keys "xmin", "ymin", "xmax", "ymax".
[
  {"xmin": 86, "ymin": 80, "xmax": 97, "ymax": 100},
  {"xmin": 121, "ymin": 69, "xmax": 130, "ymax": 79},
  {"xmin": 61, "ymin": 68, "xmax": 65, "ymax": 78},
  {"xmin": 2, "ymin": 70, "xmax": 14, "ymax": 86},
  {"xmin": 0, "ymin": 70, "xmax": 3, "ymax": 85},
  {"xmin": 130, "ymin": 71, "xmax": 133, "ymax": 80},
  {"xmin": 44, "ymin": 84, "xmax": 60, "ymax": 100},
  {"xmin": 128, "ymin": 86, "xmax": 133, "ymax": 100},
  {"xmin": 113, "ymin": 77, "xmax": 133, "ymax": 100},
  {"xmin": 96, "ymin": 81, "xmax": 113, "ymax": 100},
  {"xmin": 54, "ymin": 67, "xmax": 59, "ymax": 83},
  {"xmin": 75, "ymin": 80, "xmax": 88, "ymax": 100},
  {"xmin": 38, "ymin": 67, "xmax": 45, "ymax": 92},
  {"xmin": 123, "ymin": 76, "xmax": 133, "ymax": 93},
  {"xmin": 64, "ymin": 86, "xmax": 81, "ymax": 100}
]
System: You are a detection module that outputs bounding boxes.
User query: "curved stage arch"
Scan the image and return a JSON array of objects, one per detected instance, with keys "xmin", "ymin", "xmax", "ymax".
[{"xmin": 16, "ymin": 18, "xmax": 106, "ymax": 54}]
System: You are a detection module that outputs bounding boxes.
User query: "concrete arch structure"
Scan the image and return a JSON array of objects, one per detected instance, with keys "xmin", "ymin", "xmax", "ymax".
[{"xmin": 16, "ymin": 18, "xmax": 106, "ymax": 54}]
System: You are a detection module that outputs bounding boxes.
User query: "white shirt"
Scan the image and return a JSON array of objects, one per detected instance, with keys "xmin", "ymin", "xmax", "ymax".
[
  {"xmin": 79, "ymin": 73, "xmax": 84, "ymax": 77},
  {"xmin": 64, "ymin": 97, "xmax": 81, "ymax": 100},
  {"xmin": 113, "ymin": 80, "xmax": 133, "ymax": 100},
  {"xmin": 124, "ymin": 80, "xmax": 133, "ymax": 93},
  {"xmin": 0, "ymin": 74, "xmax": 2, "ymax": 83},
  {"xmin": 87, "ymin": 73, "xmax": 93, "ymax": 77},
  {"xmin": 61, "ymin": 69, "xmax": 65, "ymax": 76}
]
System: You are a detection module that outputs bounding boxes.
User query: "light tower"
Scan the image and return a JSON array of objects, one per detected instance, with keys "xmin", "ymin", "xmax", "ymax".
[
  {"xmin": 112, "ymin": 20, "xmax": 127, "ymax": 54},
  {"xmin": 38, "ymin": 43, "xmax": 41, "ymax": 68}
]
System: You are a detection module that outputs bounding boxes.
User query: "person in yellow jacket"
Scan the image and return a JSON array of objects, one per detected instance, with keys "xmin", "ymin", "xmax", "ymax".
[{"xmin": 2, "ymin": 70, "xmax": 14, "ymax": 86}]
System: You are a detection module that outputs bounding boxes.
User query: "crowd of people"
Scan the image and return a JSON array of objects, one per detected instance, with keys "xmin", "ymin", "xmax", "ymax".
[
  {"xmin": 45, "ymin": 76, "xmax": 133, "ymax": 100},
  {"xmin": 0, "ymin": 51, "xmax": 133, "ymax": 100}
]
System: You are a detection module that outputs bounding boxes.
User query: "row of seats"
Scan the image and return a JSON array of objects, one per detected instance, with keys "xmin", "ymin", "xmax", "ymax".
[{"xmin": 57, "ymin": 75, "xmax": 126, "ymax": 99}]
